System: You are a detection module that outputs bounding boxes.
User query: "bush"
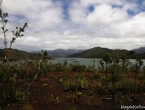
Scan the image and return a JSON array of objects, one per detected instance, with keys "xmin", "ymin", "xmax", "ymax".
[{"xmin": 0, "ymin": 69, "xmax": 17, "ymax": 105}]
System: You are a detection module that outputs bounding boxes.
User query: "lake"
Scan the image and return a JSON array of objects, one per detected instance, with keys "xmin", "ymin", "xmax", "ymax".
[{"xmin": 48, "ymin": 58, "xmax": 145, "ymax": 69}]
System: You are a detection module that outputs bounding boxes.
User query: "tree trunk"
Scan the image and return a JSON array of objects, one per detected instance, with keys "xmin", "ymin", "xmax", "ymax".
[{"xmin": 105, "ymin": 63, "xmax": 108, "ymax": 91}]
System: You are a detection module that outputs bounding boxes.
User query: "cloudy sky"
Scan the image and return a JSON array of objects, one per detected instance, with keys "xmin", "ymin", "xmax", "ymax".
[{"xmin": 0, "ymin": 0, "xmax": 145, "ymax": 51}]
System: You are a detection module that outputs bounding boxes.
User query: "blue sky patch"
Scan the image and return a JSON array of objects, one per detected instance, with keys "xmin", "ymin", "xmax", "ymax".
[
  {"xmin": 127, "ymin": 9, "xmax": 137, "ymax": 16},
  {"xmin": 112, "ymin": 4, "xmax": 122, "ymax": 9},
  {"xmin": 88, "ymin": 5, "xmax": 95, "ymax": 12},
  {"xmin": 52, "ymin": 0, "xmax": 71, "ymax": 20},
  {"xmin": 62, "ymin": 0, "xmax": 70, "ymax": 20}
]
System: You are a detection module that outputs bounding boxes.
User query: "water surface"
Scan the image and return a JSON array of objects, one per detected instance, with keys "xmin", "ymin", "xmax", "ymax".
[{"xmin": 48, "ymin": 58, "xmax": 145, "ymax": 69}]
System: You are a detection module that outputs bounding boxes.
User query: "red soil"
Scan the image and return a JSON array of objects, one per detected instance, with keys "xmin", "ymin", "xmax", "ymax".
[{"xmin": 8, "ymin": 72, "xmax": 145, "ymax": 110}]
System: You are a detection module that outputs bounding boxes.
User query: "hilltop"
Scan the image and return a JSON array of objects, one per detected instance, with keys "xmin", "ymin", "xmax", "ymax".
[
  {"xmin": 133, "ymin": 47, "xmax": 145, "ymax": 54},
  {"xmin": 32, "ymin": 49, "xmax": 84, "ymax": 57},
  {"xmin": 67, "ymin": 47, "xmax": 145, "ymax": 59},
  {"xmin": 0, "ymin": 48, "xmax": 42, "ymax": 59}
]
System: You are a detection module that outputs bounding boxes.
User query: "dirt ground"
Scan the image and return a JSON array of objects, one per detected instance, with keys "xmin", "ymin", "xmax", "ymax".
[{"xmin": 7, "ymin": 72, "xmax": 145, "ymax": 110}]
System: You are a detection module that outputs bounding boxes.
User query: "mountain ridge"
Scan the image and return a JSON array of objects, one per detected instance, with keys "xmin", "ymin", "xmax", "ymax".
[
  {"xmin": 32, "ymin": 49, "xmax": 85, "ymax": 57},
  {"xmin": 0, "ymin": 48, "xmax": 41, "ymax": 59},
  {"xmin": 67, "ymin": 47, "xmax": 145, "ymax": 59},
  {"xmin": 133, "ymin": 47, "xmax": 145, "ymax": 54},
  {"xmin": 0, "ymin": 46, "xmax": 144, "ymax": 59}
]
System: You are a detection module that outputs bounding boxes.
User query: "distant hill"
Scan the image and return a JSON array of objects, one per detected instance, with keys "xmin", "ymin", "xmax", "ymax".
[
  {"xmin": 67, "ymin": 47, "xmax": 144, "ymax": 59},
  {"xmin": 32, "ymin": 49, "xmax": 84, "ymax": 57},
  {"xmin": 2, "ymin": 47, "xmax": 144, "ymax": 59},
  {"xmin": 133, "ymin": 47, "xmax": 145, "ymax": 54},
  {"xmin": 0, "ymin": 48, "xmax": 41, "ymax": 59}
]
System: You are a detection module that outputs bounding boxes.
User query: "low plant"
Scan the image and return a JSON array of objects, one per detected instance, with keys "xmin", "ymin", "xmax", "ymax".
[
  {"xmin": 49, "ymin": 95, "xmax": 60, "ymax": 104},
  {"xmin": 58, "ymin": 77, "xmax": 63, "ymax": 83},
  {"xmin": 63, "ymin": 82, "xmax": 69, "ymax": 91},
  {"xmin": 94, "ymin": 72, "xmax": 101, "ymax": 79},
  {"xmin": 15, "ymin": 90, "xmax": 26, "ymax": 103},
  {"xmin": 66, "ymin": 95, "xmax": 73, "ymax": 101},
  {"xmin": 22, "ymin": 105, "xmax": 33, "ymax": 110},
  {"xmin": 76, "ymin": 91, "xmax": 82, "ymax": 98},
  {"xmin": 117, "ymin": 79, "xmax": 135, "ymax": 95},
  {"xmin": 43, "ymin": 84, "xmax": 48, "ymax": 87},
  {"xmin": 69, "ymin": 107, "xmax": 76, "ymax": 110}
]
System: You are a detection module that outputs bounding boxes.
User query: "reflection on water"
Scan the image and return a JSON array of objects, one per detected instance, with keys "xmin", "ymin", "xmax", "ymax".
[
  {"xmin": 48, "ymin": 58, "xmax": 145, "ymax": 69},
  {"xmin": 0, "ymin": 58, "xmax": 145, "ymax": 69}
]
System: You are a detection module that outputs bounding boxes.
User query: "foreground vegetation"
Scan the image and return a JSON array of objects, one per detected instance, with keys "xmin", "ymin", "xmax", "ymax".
[{"xmin": 0, "ymin": 53, "xmax": 145, "ymax": 109}]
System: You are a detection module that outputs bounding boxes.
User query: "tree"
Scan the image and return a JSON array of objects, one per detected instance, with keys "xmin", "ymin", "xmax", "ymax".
[
  {"xmin": 129, "ymin": 50, "xmax": 135, "ymax": 59},
  {"xmin": 43, "ymin": 50, "xmax": 50, "ymax": 60},
  {"xmin": 63, "ymin": 59, "xmax": 67, "ymax": 70},
  {"xmin": 0, "ymin": 11, "xmax": 8, "ymax": 48},
  {"xmin": 99, "ymin": 59, "xmax": 104, "ymax": 73},
  {"xmin": 133, "ymin": 57, "xmax": 143, "ymax": 99},
  {"xmin": 10, "ymin": 23, "xmax": 28, "ymax": 48},
  {"xmin": 43, "ymin": 50, "xmax": 48, "ymax": 57},
  {"xmin": 111, "ymin": 54, "xmax": 120, "ymax": 100},
  {"xmin": 0, "ymin": 2, "xmax": 9, "ymax": 59},
  {"xmin": 0, "ymin": 1, "xmax": 28, "ymax": 59},
  {"xmin": 102, "ymin": 53, "xmax": 111, "ymax": 91},
  {"xmin": 120, "ymin": 53, "xmax": 127, "ymax": 73}
]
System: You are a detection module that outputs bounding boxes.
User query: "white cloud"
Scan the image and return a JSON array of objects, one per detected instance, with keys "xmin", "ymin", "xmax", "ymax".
[
  {"xmin": 2, "ymin": 0, "xmax": 64, "ymax": 28},
  {"xmin": 0, "ymin": 0, "xmax": 144, "ymax": 51},
  {"xmin": 69, "ymin": 1, "xmax": 128, "ymax": 27},
  {"xmin": 86, "ymin": 4, "xmax": 128, "ymax": 26},
  {"xmin": 112, "ymin": 12, "xmax": 145, "ymax": 38}
]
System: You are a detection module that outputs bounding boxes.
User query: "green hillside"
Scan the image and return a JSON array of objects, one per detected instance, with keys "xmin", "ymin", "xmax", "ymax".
[
  {"xmin": 138, "ymin": 52, "xmax": 145, "ymax": 59},
  {"xmin": 67, "ymin": 47, "xmax": 144, "ymax": 59},
  {"xmin": 0, "ymin": 48, "xmax": 42, "ymax": 59}
]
